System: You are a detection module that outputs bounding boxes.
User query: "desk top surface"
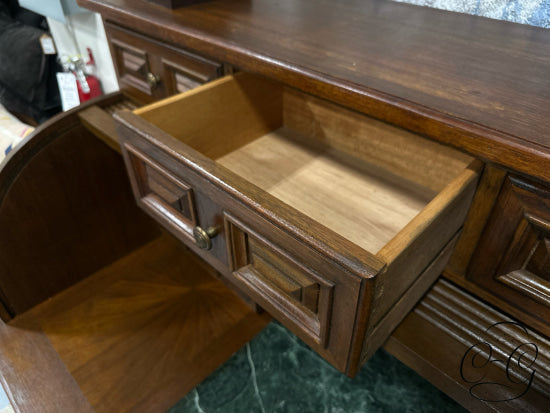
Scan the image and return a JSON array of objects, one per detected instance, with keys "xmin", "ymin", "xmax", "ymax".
[{"xmin": 78, "ymin": 0, "xmax": 550, "ymax": 180}]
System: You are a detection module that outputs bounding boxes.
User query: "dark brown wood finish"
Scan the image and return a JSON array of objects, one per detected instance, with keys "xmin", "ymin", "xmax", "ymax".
[
  {"xmin": 0, "ymin": 320, "xmax": 93, "ymax": 412},
  {"xmin": 146, "ymin": 0, "xmax": 208, "ymax": 9},
  {"xmin": 117, "ymin": 108, "xmax": 379, "ymax": 374},
  {"xmin": 79, "ymin": 105, "xmax": 122, "ymax": 151},
  {"xmin": 386, "ymin": 279, "xmax": 550, "ymax": 412},
  {"xmin": 447, "ymin": 165, "xmax": 507, "ymax": 276},
  {"xmin": 468, "ymin": 176, "xmax": 550, "ymax": 326},
  {"xmin": 78, "ymin": 0, "xmax": 550, "ymax": 181},
  {"xmin": 225, "ymin": 211, "xmax": 335, "ymax": 348},
  {"xmin": 105, "ymin": 22, "xmax": 223, "ymax": 103},
  {"xmin": 5, "ymin": 0, "xmax": 548, "ymax": 409}
]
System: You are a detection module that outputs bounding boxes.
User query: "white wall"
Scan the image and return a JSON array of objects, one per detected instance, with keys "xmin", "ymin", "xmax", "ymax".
[{"xmin": 47, "ymin": 12, "xmax": 119, "ymax": 94}]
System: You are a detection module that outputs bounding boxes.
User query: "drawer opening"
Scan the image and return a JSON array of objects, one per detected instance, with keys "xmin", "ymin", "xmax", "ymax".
[
  {"xmin": 134, "ymin": 73, "xmax": 474, "ymax": 255},
  {"xmin": 118, "ymin": 72, "xmax": 481, "ymax": 376}
]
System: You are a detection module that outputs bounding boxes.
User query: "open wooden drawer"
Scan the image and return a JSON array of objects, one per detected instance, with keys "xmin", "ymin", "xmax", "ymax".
[{"xmin": 114, "ymin": 73, "xmax": 480, "ymax": 376}]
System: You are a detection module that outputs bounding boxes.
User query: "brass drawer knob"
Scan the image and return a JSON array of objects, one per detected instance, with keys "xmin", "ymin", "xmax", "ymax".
[
  {"xmin": 193, "ymin": 226, "xmax": 218, "ymax": 250},
  {"xmin": 146, "ymin": 72, "xmax": 160, "ymax": 89}
]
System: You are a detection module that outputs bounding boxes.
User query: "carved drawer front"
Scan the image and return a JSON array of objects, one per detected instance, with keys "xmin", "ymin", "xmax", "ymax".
[
  {"xmin": 121, "ymin": 141, "xmax": 229, "ymax": 274},
  {"xmin": 124, "ymin": 145, "xmax": 197, "ymax": 238},
  {"xmin": 109, "ymin": 37, "xmax": 159, "ymax": 98},
  {"xmin": 115, "ymin": 73, "xmax": 480, "ymax": 376},
  {"xmin": 106, "ymin": 23, "xmax": 222, "ymax": 102},
  {"xmin": 225, "ymin": 212, "xmax": 335, "ymax": 347},
  {"xmin": 469, "ymin": 176, "xmax": 550, "ymax": 325}
]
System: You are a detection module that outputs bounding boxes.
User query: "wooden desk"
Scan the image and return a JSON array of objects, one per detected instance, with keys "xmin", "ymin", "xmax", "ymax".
[{"xmin": 0, "ymin": 0, "xmax": 548, "ymax": 410}]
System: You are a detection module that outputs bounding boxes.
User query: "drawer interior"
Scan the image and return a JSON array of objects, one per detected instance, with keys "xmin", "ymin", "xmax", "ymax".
[
  {"xmin": 134, "ymin": 73, "xmax": 473, "ymax": 254},
  {"xmin": 120, "ymin": 73, "xmax": 480, "ymax": 375}
]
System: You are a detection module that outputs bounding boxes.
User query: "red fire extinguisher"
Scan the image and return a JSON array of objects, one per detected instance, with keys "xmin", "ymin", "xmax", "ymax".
[{"xmin": 70, "ymin": 49, "xmax": 102, "ymax": 103}]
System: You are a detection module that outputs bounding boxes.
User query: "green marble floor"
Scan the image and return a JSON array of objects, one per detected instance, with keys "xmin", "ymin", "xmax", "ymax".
[{"xmin": 168, "ymin": 322, "xmax": 465, "ymax": 412}]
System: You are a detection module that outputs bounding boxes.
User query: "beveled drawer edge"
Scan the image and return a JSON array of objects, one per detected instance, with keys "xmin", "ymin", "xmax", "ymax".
[{"xmin": 377, "ymin": 159, "xmax": 482, "ymax": 263}]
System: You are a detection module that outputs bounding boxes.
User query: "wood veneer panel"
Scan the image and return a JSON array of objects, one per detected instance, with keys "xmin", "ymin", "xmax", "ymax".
[
  {"xmin": 78, "ymin": 0, "xmax": 550, "ymax": 181},
  {"xmin": 12, "ymin": 235, "xmax": 269, "ymax": 413},
  {"xmin": 0, "ymin": 321, "xmax": 93, "ymax": 412}
]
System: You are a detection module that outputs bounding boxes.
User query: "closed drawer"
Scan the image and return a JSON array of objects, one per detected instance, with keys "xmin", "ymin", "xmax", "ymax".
[
  {"xmin": 468, "ymin": 176, "xmax": 550, "ymax": 327},
  {"xmin": 106, "ymin": 23, "xmax": 223, "ymax": 102},
  {"xmin": 115, "ymin": 73, "xmax": 480, "ymax": 376}
]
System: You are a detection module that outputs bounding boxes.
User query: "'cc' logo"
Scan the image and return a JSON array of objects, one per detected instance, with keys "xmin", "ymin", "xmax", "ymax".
[{"xmin": 460, "ymin": 321, "xmax": 538, "ymax": 402}]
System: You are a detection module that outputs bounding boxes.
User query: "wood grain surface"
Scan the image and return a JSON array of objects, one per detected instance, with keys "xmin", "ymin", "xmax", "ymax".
[
  {"xmin": 7, "ymin": 235, "xmax": 269, "ymax": 413},
  {"xmin": 0, "ymin": 322, "xmax": 93, "ymax": 413},
  {"xmin": 78, "ymin": 0, "xmax": 550, "ymax": 181},
  {"xmin": 219, "ymin": 127, "xmax": 431, "ymax": 253}
]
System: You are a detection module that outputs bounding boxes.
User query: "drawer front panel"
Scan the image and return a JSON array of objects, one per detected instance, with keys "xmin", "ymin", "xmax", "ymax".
[
  {"xmin": 163, "ymin": 57, "xmax": 221, "ymax": 95},
  {"xmin": 110, "ymin": 38, "xmax": 158, "ymax": 98},
  {"xmin": 106, "ymin": 23, "xmax": 223, "ymax": 102},
  {"xmin": 124, "ymin": 144, "xmax": 197, "ymax": 238},
  {"xmin": 225, "ymin": 212, "xmax": 334, "ymax": 347},
  {"xmin": 122, "ymin": 141, "xmax": 229, "ymax": 273},
  {"xmin": 469, "ymin": 176, "xmax": 550, "ymax": 325}
]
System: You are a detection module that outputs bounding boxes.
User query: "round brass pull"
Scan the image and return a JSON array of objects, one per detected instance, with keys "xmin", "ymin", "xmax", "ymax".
[
  {"xmin": 193, "ymin": 226, "xmax": 218, "ymax": 250},
  {"xmin": 146, "ymin": 72, "xmax": 160, "ymax": 89}
]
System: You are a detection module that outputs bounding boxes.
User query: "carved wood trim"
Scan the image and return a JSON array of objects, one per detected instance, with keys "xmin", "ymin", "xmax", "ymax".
[
  {"xmin": 415, "ymin": 280, "xmax": 550, "ymax": 401},
  {"xmin": 110, "ymin": 39, "xmax": 154, "ymax": 95},
  {"xmin": 497, "ymin": 270, "xmax": 550, "ymax": 308},
  {"xmin": 224, "ymin": 212, "xmax": 334, "ymax": 347},
  {"xmin": 387, "ymin": 279, "xmax": 550, "ymax": 411}
]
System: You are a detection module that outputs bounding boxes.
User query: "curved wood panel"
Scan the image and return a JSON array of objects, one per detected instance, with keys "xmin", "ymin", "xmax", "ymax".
[{"xmin": 0, "ymin": 95, "xmax": 160, "ymax": 319}]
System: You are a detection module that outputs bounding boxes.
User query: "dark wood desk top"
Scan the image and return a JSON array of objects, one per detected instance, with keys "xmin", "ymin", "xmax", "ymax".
[{"xmin": 78, "ymin": 0, "xmax": 550, "ymax": 181}]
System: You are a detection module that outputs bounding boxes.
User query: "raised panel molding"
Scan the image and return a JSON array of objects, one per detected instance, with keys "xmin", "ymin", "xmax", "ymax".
[
  {"xmin": 469, "ymin": 176, "xmax": 550, "ymax": 323},
  {"xmin": 224, "ymin": 212, "xmax": 334, "ymax": 347}
]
